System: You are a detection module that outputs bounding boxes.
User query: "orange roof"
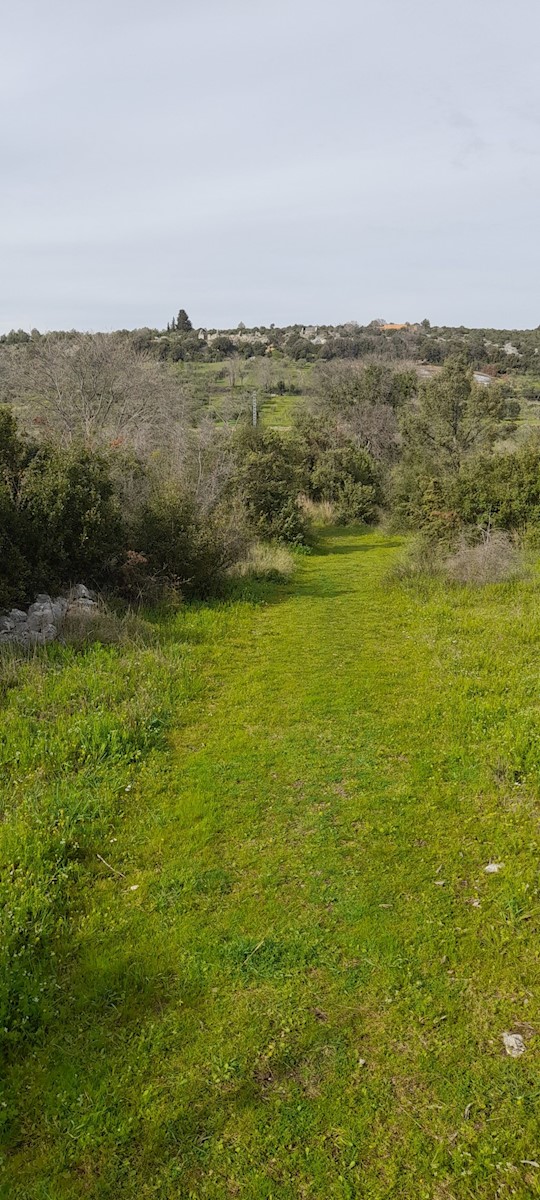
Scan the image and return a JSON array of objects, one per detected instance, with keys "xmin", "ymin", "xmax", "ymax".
[{"xmin": 382, "ymin": 323, "xmax": 408, "ymax": 331}]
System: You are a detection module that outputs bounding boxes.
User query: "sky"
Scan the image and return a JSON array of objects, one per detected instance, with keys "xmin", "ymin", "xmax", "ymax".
[{"xmin": 1, "ymin": 0, "xmax": 539, "ymax": 333}]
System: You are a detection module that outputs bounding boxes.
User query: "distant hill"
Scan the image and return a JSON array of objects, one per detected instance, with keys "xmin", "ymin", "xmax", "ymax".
[{"xmin": 2, "ymin": 318, "xmax": 540, "ymax": 374}]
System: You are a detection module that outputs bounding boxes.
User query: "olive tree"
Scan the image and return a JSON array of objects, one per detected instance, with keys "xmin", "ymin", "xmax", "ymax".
[{"xmin": 401, "ymin": 356, "xmax": 510, "ymax": 474}]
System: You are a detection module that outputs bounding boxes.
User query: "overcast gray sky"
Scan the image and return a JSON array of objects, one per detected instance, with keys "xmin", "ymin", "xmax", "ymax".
[{"xmin": 1, "ymin": 0, "xmax": 539, "ymax": 332}]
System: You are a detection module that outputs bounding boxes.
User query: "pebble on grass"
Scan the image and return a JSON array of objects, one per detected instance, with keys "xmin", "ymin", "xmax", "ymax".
[{"xmin": 502, "ymin": 1032, "xmax": 526, "ymax": 1057}]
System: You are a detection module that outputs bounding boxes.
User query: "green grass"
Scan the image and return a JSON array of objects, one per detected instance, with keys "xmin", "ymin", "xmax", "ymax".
[
  {"xmin": 259, "ymin": 392, "xmax": 298, "ymax": 428},
  {"xmin": 172, "ymin": 357, "xmax": 310, "ymax": 427},
  {"xmin": 505, "ymin": 373, "xmax": 540, "ymax": 440},
  {"xmin": 2, "ymin": 530, "xmax": 540, "ymax": 1198}
]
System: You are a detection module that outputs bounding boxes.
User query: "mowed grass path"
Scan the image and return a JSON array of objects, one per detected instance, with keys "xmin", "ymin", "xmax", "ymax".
[{"xmin": 4, "ymin": 530, "xmax": 540, "ymax": 1198}]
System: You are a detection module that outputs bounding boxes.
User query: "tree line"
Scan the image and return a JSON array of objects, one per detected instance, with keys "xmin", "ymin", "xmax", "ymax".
[
  {"xmin": 4, "ymin": 311, "xmax": 540, "ymax": 373},
  {"xmin": 0, "ymin": 330, "xmax": 538, "ymax": 608}
]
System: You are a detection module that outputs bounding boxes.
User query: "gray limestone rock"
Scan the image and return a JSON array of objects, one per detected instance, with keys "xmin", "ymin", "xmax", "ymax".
[
  {"xmin": 0, "ymin": 586, "xmax": 96, "ymax": 645},
  {"xmin": 51, "ymin": 597, "xmax": 69, "ymax": 621}
]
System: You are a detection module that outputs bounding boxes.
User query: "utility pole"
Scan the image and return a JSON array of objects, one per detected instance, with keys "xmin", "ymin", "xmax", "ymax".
[{"xmin": 252, "ymin": 391, "xmax": 258, "ymax": 427}]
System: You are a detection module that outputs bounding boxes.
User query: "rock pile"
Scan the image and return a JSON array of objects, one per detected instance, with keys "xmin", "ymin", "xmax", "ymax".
[{"xmin": 0, "ymin": 585, "xmax": 98, "ymax": 645}]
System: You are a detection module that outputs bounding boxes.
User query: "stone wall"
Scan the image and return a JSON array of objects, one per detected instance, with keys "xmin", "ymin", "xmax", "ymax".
[{"xmin": 0, "ymin": 585, "xmax": 98, "ymax": 645}]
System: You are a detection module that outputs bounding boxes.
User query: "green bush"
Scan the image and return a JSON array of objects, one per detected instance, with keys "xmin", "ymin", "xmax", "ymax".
[
  {"xmin": 309, "ymin": 444, "xmax": 381, "ymax": 524},
  {"xmin": 132, "ymin": 484, "xmax": 247, "ymax": 598},
  {"xmin": 453, "ymin": 449, "xmax": 540, "ymax": 530},
  {"xmin": 390, "ymin": 471, "xmax": 461, "ymax": 541},
  {"xmin": 391, "ymin": 447, "xmax": 540, "ymax": 546},
  {"xmin": 0, "ymin": 483, "xmax": 31, "ymax": 608},
  {"xmin": 0, "ymin": 409, "xmax": 250, "ymax": 608},
  {"xmin": 334, "ymin": 478, "xmax": 379, "ymax": 524},
  {"xmin": 21, "ymin": 445, "xmax": 126, "ymax": 591},
  {"xmin": 0, "ymin": 408, "xmax": 34, "ymax": 606},
  {"xmin": 232, "ymin": 428, "xmax": 306, "ymax": 545},
  {"xmin": 0, "ymin": 411, "xmax": 126, "ymax": 603}
]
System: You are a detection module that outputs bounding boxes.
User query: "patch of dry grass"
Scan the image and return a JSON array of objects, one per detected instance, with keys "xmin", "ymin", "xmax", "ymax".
[
  {"xmin": 230, "ymin": 541, "xmax": 296, "ymax": 582},
  {"xmin": 59, "ymin": 605, "xmax": 157, "ymax": 647},
  {"xmin": 391, "ymin": 528, "xmax": 527, "ymax": 587},
  {"xmin": 299, "ymin": 495, "xmax": 337, "ymax": 525},
  {"xmin": 443, "ymin": 529, "xmax": 525, "ymax": 585}
]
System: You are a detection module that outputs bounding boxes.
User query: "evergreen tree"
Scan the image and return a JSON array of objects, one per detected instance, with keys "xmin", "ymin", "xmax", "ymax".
[
  {"xmin": 176, "ymin": 309, "xmax": 192, "ymax": 332},
  {"xmin": 400, "ymin": 356, "xmax": 508, "ymax": 474}
]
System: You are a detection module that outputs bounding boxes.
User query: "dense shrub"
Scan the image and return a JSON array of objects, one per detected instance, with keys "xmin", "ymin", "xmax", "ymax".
[
  {"xmin": 333, "ymin": 478, "xmax": 379, "ymax": 524},
  {"xmin": 292, "ymin": 412, "xmax": 383, "ymax": 526},
  {"xmin": 453, "ymin": 450, "xmax": 540, "ymax": 530},
  {"xmin": 399, "ymin": 357, "xmax": 512, "ymax": 477},
  {"xmin": 309, "ymin": 444, "xmax": 381, "ymax": 523},
  {"xmin": 0, "ymin": 408, "xmax": 34, "ymax": 606},
  {"xmin": 0, "ymin": 484, "xmax": 31, "ymax": 608},
  {"xmin": 0, "ymin": 409, "xmax": 127, "ymax": 601},
  {"xmin": 232, "ymin": 428, "xmax": 306, "ymax": 544},
  {"xmin": 314, "ymin": 362, "xmax": 416, "ymax": 412},
  {"xmin": 21, "ymin": 445, "xmax": 126, "ymax": 591},
  {"xmin": 390, "ymin": 471, "xmax": 461, "ymax": 541},
  {"xmin": 0, "ymin": 409, "xmax": 250, "ymax": 607},
  {"xmin": 132, "ymin": 484, "xmax": 248, "ymax": 598},
  {"xmin": 394, "ymin": 450, "xmax": 540, "ymax": 541}
]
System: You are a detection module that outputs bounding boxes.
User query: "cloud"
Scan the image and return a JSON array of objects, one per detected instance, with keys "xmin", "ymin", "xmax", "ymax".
[{"xmin": 1, "ymin": 0, "xmax": 540, "ymax": 330}]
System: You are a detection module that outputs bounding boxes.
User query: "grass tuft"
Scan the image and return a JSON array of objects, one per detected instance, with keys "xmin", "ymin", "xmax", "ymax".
[{"xmin": 230, "ymin": 540, "xmax": 296, "ymax": 582}]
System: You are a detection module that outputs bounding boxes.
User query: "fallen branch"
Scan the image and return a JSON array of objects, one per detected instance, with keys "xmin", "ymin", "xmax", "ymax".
[
  {"xmin": 97, "ymin": 853, "xmax": 126, "ymax": 879},
  {"xmin": 243, "ymin": 938, "xmax": 266, "ymax": 966}
]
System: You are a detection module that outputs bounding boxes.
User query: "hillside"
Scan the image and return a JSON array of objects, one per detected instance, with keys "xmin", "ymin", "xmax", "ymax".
[{"xmin": 4, "ymin": 318, "xmax": 540, "ymax": 444}]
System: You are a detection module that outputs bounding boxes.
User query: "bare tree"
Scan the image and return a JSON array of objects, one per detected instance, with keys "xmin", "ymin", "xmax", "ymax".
[
  {"xmin": 190, "ymin": 416, "xmax": 237, "ymax": 511},
  {"xmin": 253, "ymin": 356, "xmax": 276, "ymax": 395},
  {"xmin": 339, "ymin": 402, "xmax": 400, "ymax": 462},
  {"xmin": 309, "ymin": 360, "xmax": 404, "ymax": 461},
  {"xmin": 2, "ymin": 333, "xmax": 195, "ymax": 451},
  {"xmin": 225, "ymin": 353, "xmax": 247, "ymax": 393}
]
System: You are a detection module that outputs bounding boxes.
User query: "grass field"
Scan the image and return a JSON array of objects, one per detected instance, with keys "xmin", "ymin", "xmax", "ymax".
[
  {"xmin": 173, "ymin": 358, "xmax": 309, "ymax": 428},
  {"xmin": 259, "ymin": 392, "xmax": 299, "ymax": 428},
  {"xmin": 2, "ymin": 530, "xmax": 540, "ymax": 1198},
  {"xmin": 509, "ymin": 374, "xmax": 540, "ymax": 440}
]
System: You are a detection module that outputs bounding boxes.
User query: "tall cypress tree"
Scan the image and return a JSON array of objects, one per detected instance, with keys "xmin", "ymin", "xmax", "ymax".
[{"xmin": 176, "ymin": 309, "xmax": 192, "ymax": 332}]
